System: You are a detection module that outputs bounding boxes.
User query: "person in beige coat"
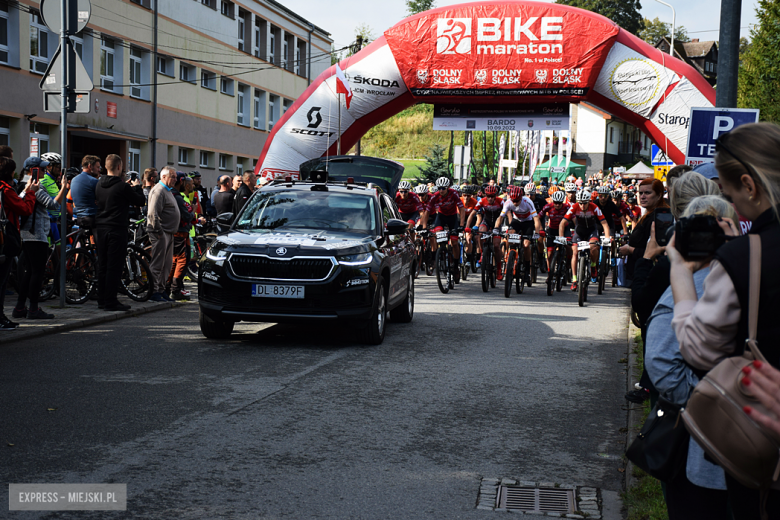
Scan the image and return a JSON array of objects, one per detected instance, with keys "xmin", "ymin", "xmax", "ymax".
[{"xmin": 146, "ymin": 166, "xmax": 181, "ymax": 301}]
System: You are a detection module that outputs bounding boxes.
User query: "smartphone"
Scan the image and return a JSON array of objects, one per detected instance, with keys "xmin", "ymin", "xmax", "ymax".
[
  {"xmin": 29, "ymin": 167, "xmax": 40, "ymax": 183},
  {"xmin": 654, "ymin": 207, "xmax": 674, "ymax": 247}
]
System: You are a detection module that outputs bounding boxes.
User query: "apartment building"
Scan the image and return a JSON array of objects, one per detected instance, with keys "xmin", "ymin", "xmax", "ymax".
[{"xmin": 0, "ymin": 0, "xmax": 331, "ymax": 188}]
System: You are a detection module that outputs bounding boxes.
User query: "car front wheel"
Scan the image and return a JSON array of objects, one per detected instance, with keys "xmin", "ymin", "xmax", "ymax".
[
  {"xmin": 360, "ymin": 276, "xmax": 387, "ymax": 345},
  {"xmin": 199, "ymin": 308, "xmax": 234, "ymax": 339}
]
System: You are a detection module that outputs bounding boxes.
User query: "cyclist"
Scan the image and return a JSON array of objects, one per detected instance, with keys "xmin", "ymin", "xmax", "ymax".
[
  {"xmin": 525, "ymin": 182, "xmax": 546, "ymax": 272},
  {"xmin": 421, "ymin": 177, "xmax": 466, "ymax": 279},
  {"xmin": 466, "ymin": 184, "xmax": 504, "ymax": 278},
  {"xmin": 564, "ymin": 182, "xmax": 577, "ymax": 205},
  {"xmin": 612, "ymin": 189, "xmax": 631, "ymax": 234},
  {"xmin": 493, "ymin": 185, "xmax": 541, "ymax": 285},
  {"xmin": 40, "ymin": 152, "xmax": 63, "ymax": 243},
  {"xmin": 594, "ymin": 185, "xmax": 628, "ymax": 236},
  {"xmin": 626, "ymin": 195, "xmax": 641, "ymax": 227},
  {"xmin": 460, "ymin": 185, "xmax": 478, "ymax": 263},
  {"xmin": 395, "ymin": 180, "xmax": 425, "ymax": 240},
  {"xmin": 559, "ymin": 189, "xmax": 611, "ymax": 289},
  {"xmin": 539, "ymin": 190, "xmax": 571, "ymax": 272}
]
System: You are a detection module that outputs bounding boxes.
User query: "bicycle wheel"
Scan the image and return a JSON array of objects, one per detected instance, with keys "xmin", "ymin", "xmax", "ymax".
[
  {"xmin": 435, "ymin": 247, "xmax": 450, "ymax": 294},
  {"xmin": 447, "ymin": 245, "xmax": 455, "ymax": 289},
  {"xmin": 121, "ymin": 250, "xmax": 154, "ymax": 302},
  {"xmin": 481, "ymin": 247, "xmax": 491, "ymax": 293},
  {"xmin": 547, "ymin": 249, "xmax": 557, "ymax": 296},
  {"xmin": 490, "ymin": 246, "xmax": 497, "ymax": 288},
  {"xmin": 556, "ymin": 249, "xmax": 565, "ymax": 292},
  {"xmin": 578, "ymin": 255, "xmax": 587, "ymax": 307},
  {"xmin": 516, "ymin": 244, "xmax": 526, "ymax": 293},
  {"xmin": 470, "ymin": 251, "xmax": 477, "ymax": 273},
  {"xmin": 599, "ymin": 250, "xmax": 608, "ymax": 294},
  {"xmin": 425, "ymin": 241, "xmax": 434, "ymax": 276},
  {"xmin": 65, "ymin": 248, "xmax": 97, "ymax": 305},
  {"xmin": 504, "ymin": 250, "xmax": 515, "ymax": 298},
  {"xmin": 461, "ymin": 248, "xmax": 469, "ymax": 282},
  {"xmin": 531, "ymin": 246, "xmax": 538, "ymax": 284},
  {"xmin": 39, "ymin": 251, "xmax": 57, "ymax": 301}
]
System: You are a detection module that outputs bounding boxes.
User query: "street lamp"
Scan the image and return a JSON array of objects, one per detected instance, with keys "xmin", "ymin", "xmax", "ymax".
[{"xmin": 654, "ymin": 0, "xmax": 676, "ymax": 57}]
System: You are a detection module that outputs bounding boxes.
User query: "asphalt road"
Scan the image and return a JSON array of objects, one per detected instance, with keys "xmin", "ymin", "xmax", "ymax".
[{"xmin": 1, "ymin": 272, "xmax": 631, "ymax": 519}]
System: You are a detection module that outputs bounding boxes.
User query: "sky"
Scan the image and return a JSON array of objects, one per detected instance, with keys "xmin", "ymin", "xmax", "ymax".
[{"xmin": 282, "ymin": 0, "xmax": 760, "ymax": 52}]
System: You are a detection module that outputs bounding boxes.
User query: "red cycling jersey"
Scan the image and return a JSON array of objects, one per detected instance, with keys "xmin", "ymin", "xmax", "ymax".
[
  {"xmin": 539, "ymin": 201, "xmax": 571, "ymax": 230},
  {"xmin": 473, "ymin": 196, "xmax": 504, "ymax": 227},
  {"xmin": 395, "ymin": 191, "xmax": 425, "ymax": 214},
  {"xmin": 461, "ymin": 196, "xmax": 477, "ymax": 215},
  {"xmin": 617, "ymin": 201, "xmax": 631, "ymax": 219},
  {"xmin": 427, "ymin": 188, "xmax": 464, "ymax": 216},
  {"xmin": 563, "ymin": 202, "xmax": 605, "ymax": 228}
]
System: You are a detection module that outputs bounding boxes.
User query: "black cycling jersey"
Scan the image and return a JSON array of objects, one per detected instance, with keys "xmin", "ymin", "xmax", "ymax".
[{"xmin": 595, "ymin": 199, "xmax": 621, "ymax": 232}]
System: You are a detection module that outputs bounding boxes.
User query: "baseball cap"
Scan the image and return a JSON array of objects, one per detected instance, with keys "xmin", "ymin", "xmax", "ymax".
[
  {"xmin": 23, "ymin": 156, "xmax": 49, "ymax": 170},
  {"xmin": 176, "ymin": 171, "xmax": 187, "ymax": 183},
  {"xmin": 692, "ymin": 162, "xmax": 719, "ymax": 180}
]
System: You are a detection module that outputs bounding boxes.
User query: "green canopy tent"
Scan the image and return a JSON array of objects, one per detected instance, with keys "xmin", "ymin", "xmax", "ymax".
[{"xmin": 532, "ymin": 156, "xmax": 586, "ymax": 182}]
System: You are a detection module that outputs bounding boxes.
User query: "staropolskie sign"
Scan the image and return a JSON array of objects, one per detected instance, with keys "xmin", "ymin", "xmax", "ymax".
[{"xmin": 256, "ymin": 1, "xmax": 715, "ymax": 180}]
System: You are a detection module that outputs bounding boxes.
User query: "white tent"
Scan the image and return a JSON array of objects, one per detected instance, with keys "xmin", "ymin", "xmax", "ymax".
[{"xmin": 625, "ymin": 161, "xmax": 654, "ymax": 174}]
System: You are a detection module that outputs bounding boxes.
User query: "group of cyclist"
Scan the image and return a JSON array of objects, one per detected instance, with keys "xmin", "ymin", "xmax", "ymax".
[{"xmin": 396, "ymin": 174, "xmax": 642, "ymax": 292}]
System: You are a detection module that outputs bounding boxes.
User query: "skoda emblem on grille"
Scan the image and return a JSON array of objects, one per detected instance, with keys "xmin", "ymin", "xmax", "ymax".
[{"xmin": 275, "ymin": 247, "xmax": 287, "ymax": 256}]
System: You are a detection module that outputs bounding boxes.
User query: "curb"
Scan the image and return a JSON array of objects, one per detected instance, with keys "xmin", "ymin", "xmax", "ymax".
[
  {"xmin": 0, "ymin": 300, "xmax": 187, "ymax": 346},
  {"xmin": 624, "ymin": 314, "xmax": 643, "ymax": 492}
]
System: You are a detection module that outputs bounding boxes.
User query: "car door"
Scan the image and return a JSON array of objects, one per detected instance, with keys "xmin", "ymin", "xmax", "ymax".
[{"xmin": 380, "ymin": 194, "xmax": 406, "ymax": 306}]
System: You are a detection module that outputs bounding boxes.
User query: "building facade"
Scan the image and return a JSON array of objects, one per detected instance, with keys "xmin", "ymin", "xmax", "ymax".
[{"xmin": 0, "ymin": 0, "xmax": 332, "ymax": 188}]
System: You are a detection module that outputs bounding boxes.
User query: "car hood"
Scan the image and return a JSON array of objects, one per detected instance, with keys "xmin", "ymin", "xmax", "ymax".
[{"xmin": 214, "ymin": 229, "xmax": 376, "ymax": 256}]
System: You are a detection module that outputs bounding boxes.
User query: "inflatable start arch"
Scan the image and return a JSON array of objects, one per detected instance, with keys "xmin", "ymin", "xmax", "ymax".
[{"xmin": 256, "ymin": 1, "xmax": 715, "ymax": 179}]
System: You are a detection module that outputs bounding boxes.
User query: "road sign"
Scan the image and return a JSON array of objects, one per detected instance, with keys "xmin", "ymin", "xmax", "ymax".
[
  {"xmin": 651, "ymin": 144, "xmax": 674, "ymax": 166},
  {"xmin": 40, "ymin": 41, "xmax": 94, "ymax": 92},
  {"xmin": 40, "ymin": 0, "xmax": 91, "ymax": 35},
  {"xmin": 685, "ymin": 107, "xmax": 760, "ymax": 167},
  {"xmin": 654, "ymin": 165, "xmax": 670, "ymax": 182},
  {"xmin": 44, "ymin": 91, "xmax": 91, "ymax": 113}
]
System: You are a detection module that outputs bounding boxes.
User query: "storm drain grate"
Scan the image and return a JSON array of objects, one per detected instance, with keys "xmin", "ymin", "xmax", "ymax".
[{"xmin": 497, "ymin": 486, "xmax": 576, "ymax": 514}]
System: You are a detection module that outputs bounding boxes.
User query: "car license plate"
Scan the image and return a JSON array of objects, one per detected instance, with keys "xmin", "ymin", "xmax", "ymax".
[{"xmin": 251, "ymin": 284, "xmax": 305, "ymax": 299}]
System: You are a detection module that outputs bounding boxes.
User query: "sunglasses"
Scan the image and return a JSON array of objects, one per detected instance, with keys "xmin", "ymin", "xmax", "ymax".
[
  {"xmin": 437, "ymin": 187, "xmax": 447, "ymax": 191},
  {"xmin": 398, "ymin": 190, "xmax": 408, "ymax": 194},
  {"xmin": 715, "ymin": 134, "xmax": 755, "ymax": 178}
]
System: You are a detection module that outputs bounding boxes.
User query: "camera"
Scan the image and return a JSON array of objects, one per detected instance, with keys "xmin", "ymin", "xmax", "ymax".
[{"xmin": 674, "ymin": 215, "xmax": 726, "ymax": 260}]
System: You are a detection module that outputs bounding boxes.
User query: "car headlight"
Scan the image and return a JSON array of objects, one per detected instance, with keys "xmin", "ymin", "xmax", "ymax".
[
  {"xmin": 205, "ymin": 243, "xmax": 229, "ymax": 262},
  {"xmin": 337, "ymin": 252, "xmax": 372, "ymax": 266}
]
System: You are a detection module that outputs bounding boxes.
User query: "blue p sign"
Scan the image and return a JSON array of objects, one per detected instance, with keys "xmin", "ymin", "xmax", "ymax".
[{"xmin": 686, "ymin": 108, "xmax": 759, "ymax": 167}]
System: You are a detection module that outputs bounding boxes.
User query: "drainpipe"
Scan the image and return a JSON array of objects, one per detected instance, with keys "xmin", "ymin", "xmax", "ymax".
[
  {"xmin": 151, "ymin": 0, "xmax": 159, "ymax": 165},
  {"xmin": 307, "ymin": 23, "xmax": 313, "ymax": 86}
]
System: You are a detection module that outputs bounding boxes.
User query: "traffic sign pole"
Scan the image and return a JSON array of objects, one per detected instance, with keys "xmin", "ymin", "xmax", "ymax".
[{"xmin": 59, "ymin": 0, "xmax": 68, "ymax": 308}]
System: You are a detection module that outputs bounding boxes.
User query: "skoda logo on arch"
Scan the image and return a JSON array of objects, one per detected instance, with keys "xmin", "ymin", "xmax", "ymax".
[{"xmin": 275, "ymin": 247, "xmax": 287, "ymax": 256}]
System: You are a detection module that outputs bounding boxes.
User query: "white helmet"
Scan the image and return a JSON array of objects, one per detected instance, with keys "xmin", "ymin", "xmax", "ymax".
[
  {"xmin": 414, "ymin": 184, "xmax": 428, "ymax": 195},
  {"xmin": 41, "ymin": 152, "xmax": 61, "ymax": 165},
  {"xmin": 551, "ymin": 190, "xmax": 566, "ymax": 203},
  {"xmin": 435, "ymin": 177, "xmax": 451, "ymax": 189},
  {"xmin": 524, "ymin": 182, "xmax": 536, "ymax": 195},
  {"xmin": 564, "ymin": 182, "xmax": 576, "ymax": 192},
  {"xmin": 398, "ymin": 180, "xmax": 412, "ymax": 190},
  {"xmin": 577, "ymin": 189, "xmax": 592, "ymax": 202},
  {"xmin": 596, "ymin": 185, "xmax": 610, "ymax": 194}
]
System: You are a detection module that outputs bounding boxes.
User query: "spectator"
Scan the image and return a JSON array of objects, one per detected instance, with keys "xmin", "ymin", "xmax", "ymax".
[
  {"xmin": 213, "ymin": 175, "xmax": 234, "ymax": 215},
  {"xmin": 619, "ymin": 178, "xmax": 669, "ymax": 284},
  {"xmin": 232, "ymin": 174, "xmax": 242, "ymax": 192},
  {"xmin": 39, "ymin": 153, "xmax": 63, "ymax": 238},
  {"xmin": 0, "ymin": 145, "xmax": 13, "ymax": 159},
  {"xmin": 12, "ymin": 157, "xmax": 68, "ymax": 320},
  {"xmin": 669, "ymin": 122, "xmax": 780, "ymax": 518},
  {"xmin": 664, "ymin": 164, "xmax": 693, "ymax": 193},
  {"xmin": 189, "ymin": 171, "xmax": 215, "ymax": 217},
  {"xmin": 644, "ymin": 196, "xmax": 737, "ymax": 519},
  {"xmin": 141, "ymin": 168, "xmax": 158, "ymax": 215},
  {"xmin": 70, "ymin": 155, "xmax": 101, "ymax": 228},
  {"xmin": 95, "ymin": 154, "xmax": 146, "ymax": 311},
  {"xmin": 146, "ymin": 166, "xmax": 180, "ymax": 302},
  {"xmin": 167, "ymin": 174, "xmax": 202, "ymax": 300},
  {"xmin": 232, "ymin": 170, "xmax": 256, "ymax": 216},
  {"xmin": 257, "ymin": 176, "xmax": 269, "ymax": 190},
  {"xmin": 125, "ymin": 171, "xmax": 145, "ymax": 220},
  {"xmin": 0, "ymin": 157, "xmax": 37, "ymax": 330},
  {"xmin": 182, "ymin": 176, "xmax": 202, "ymax": 217}
]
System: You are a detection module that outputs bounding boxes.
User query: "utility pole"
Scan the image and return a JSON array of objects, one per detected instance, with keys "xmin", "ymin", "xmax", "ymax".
[
  {"xmin": 151, "ymin": 0, "xmax": 159, "ymax": 164},
  {"xmin": 354, "ymin": 36, "xmax": 364, "ymax": 156},
  {"xmin": 58, "ymin": 0, "xmax": 68, "ymax": 308},
  {"xmin": 716, "ymin": 0, "xmax": 742, "ymax": 107}
]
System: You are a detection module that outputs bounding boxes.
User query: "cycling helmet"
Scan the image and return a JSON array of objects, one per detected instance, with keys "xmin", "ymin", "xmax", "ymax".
[
  {"xmin": 564, "ymin": 182, "xmax": 576, "ymax": 192},
  {"xmin": 41, "ymin": 152, "xmax": 61, "ymax": 165},
  {"xmin": 540, "ymin": 187, "xmax": 549, "ymax": 197},
  {"xmin": 628, "ymin": 197, "xmax": 637, "ymax": 204},
  {"xmin": 435, "ymin": 177, "xmax": 451, "ymax": 189},
  {"xmin": 414, "ymin": 184, "xmax": 427, "ymax": 195},
  {"xmin": 484, "ymin": 185, "xmax": 499, "ymax": 197},
  {"xmin": 552, "ymin": 190, "xmax": 566, "ymax": 203},
  {"xmin": 65, "ymin": 166, "xmax": 80, "ymax": 180},
  {"xmin": 452, "ymin": 185, "xmax": 461, "ymax": 194},
  {"xmin": 429, "ymin": 186, "xmax": 437, "ymax": 194},
  {"xmin": 398, "ymin": 180, "xmax": 412, "ymax": 191},
  {"xmin": 577, "ymin": 189, "xmax": 592, "ymax": 202},
  {"xmin": 548, "ymin": 185, "xmax": 559, "ymax": 194},
  {"xmin": 611, "ymin": 189, "xmax": 622, "ymax": 200},
  {"xmin": 508, "ymin": 186, "xmax": 523, "ymax": 200},
  {"xmin": 524, "ymin": 182, "xmax": 536, "ymax": 195},
  {"xmin": 596, "ymin": 185, "xmax": 610, "ymax": 195}
]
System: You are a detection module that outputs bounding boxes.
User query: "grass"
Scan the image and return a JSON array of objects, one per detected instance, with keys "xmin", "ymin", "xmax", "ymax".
[
  {"xmin": 397, "ymin": 160, "xmax": 426, "ymax": 179},
  {"xmin": 622, "ymin": 332, "xmax": 669, "ymax": 520},
  {"xmin": 358, "ymin": 104, "xmax": 449, "ymax": 160}
]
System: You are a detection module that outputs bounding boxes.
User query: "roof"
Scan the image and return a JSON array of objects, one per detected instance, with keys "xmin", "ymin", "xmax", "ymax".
[
  {"xmin": 654, "ymin": 37, "xmax": 716, "ymax": 85},
  {"xmin": 682, "ymin": 40, "xmax": 717, "ymax": 58}
]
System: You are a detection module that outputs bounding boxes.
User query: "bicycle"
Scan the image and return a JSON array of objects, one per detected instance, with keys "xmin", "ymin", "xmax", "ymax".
[
  {"xmin": 416, "ymin": 230, "xmax": 435, "ymax": 277},
  {"xmin": 458, "ymin": 231, "xmax": 470, "ymax": 282},
  {"xmin": 187, "ymin": 220, "xmax": 218, "ymax": 281},
  {"xmin": 547, "ymin": 235, "xmax": 571, "ymax": 296},
  {"xmin": 612, "ymin": 233, "xmax": 627, "ymax": 287},
  {"xmin": 597, "ymin": 235, "xmax": 611, "ymax": 295},
  {"xmin": 434, "ymin": 229, "xmax": 457, "ymax": 293},
  {"xmin": 480, "ymin": 230, "xmax": 498, "ymax": 293},
  {"xmin": 529, "ymin": 232, "xmax": 541, "ymax": 286},
  {"xmin": 502, "ymin": 231, "xmax": 527, "ymax": 298},
  {"xmin": 576, "ymin": 240, "xmax": 591, "ymax": 307}
]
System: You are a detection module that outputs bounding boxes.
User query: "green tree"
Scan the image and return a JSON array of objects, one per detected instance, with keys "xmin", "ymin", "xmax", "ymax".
[
  {"xmin": 345, "ymin": 24, "xmax": 376, "ymax": 58},
  {"xmin": 739, "ymin": 36, "xmax": 751, "ymax": 66},
  {"xmin": 406, "ymin": 0, "xmax": 436, "ymax": 15},
  {"xmin": 556, "ymin": 0, "xmax": 643, "ymax": 35},
  {"xmin": 638, "ymin": 17, "xmax": 690, "ymax": 44},
  {"xmin": 416, "ymin": 144, "xmax": 452, "ymax": 184},
  {"xmin": 738, "ymin": 0, "xmax": 780, "ymax": 122}
]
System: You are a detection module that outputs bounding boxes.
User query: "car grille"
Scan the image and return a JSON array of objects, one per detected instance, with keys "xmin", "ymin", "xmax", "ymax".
[{"xmin": 228, "ymin": 255, "xmax": 335, "ymax": 281}]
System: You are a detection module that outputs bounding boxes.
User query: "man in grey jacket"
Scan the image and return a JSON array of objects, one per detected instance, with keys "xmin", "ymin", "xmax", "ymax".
[{"xmin": 147, "ymin": 166, "xmax": 180, "ymax": 301}]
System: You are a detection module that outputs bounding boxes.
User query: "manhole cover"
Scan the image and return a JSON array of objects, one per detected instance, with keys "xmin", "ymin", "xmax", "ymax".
[{"xmin": 497, "ymin": 486, "xmax": 576, "ymax": 514}]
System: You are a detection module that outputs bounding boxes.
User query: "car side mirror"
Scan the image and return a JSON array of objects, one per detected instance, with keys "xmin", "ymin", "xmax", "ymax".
[
  {"xmin": 216, "ymin": 212, "xmax": 233, "ymax": 234},
  {"xmin": 385, "ymin": 218, "xmax": 409, "ymax": 236}
]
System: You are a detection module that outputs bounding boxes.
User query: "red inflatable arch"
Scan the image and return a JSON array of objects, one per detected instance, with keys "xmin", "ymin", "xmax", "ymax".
[{"xmin": 256, "ymin": 1, "xmax": 714, "ymax": 179}]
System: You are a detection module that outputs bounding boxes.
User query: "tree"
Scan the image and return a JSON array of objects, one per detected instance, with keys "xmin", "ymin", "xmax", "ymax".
[
  {"xmin": 738, "ymin": 0, "xmax": 780, "ymax": 122},
  {"xmin": 406, "ymin": 0, "xmax": 436, "ymax": 15},
  {"xmin": 416, "ymin": 144, "xmax": 452, "ymax": 184},
  {"xmin": 345, "ymin": 24, "xmax": 376, "ymax": 58},
  {"xmin": 739, "ymin": 37, "xmax": 751, "ymax": 66},
  {"xmin": 556, "ymin": 0, "xmax": 643, "ymax": 35},
  {"xmin": 638, "ymin": 17, "xmax": 690, "ymax": 45}
]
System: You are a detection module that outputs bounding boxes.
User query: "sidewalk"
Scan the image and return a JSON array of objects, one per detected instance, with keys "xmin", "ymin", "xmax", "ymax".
[{"xmin": 0, "ymin": 287, "xmax": 197, "ymax": 346}]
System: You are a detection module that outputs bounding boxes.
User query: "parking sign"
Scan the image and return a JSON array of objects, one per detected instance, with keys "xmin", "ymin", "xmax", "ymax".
[{"xmin": 685, "ymin": 107, "xmax": 759, "ymax": 167}]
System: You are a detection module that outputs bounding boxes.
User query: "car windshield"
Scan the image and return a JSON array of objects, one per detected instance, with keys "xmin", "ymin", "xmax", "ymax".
[{"xmin": 234, "ymin": 189, "xmax": 377, "ymax": 233}]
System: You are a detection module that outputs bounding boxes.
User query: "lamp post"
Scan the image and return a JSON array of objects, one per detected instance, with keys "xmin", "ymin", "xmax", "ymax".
[{"xmin": 654, "ymin": 0, "xmax": 676, "ymax": 56}]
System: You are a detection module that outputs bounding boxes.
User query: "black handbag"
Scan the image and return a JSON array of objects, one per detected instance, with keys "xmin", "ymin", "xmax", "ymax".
[
  {"xmin": 626, "ymin": 395, "xmax": 690, "ymax": 482},
  {"xmin": 0, "ymin": 189, "xmax": 22, "ymax": 258}
]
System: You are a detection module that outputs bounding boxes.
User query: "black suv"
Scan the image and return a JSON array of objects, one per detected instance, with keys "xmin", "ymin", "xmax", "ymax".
[{"xmin": 198, "ymin": 156, "xmax": 416, "ymax": 344}]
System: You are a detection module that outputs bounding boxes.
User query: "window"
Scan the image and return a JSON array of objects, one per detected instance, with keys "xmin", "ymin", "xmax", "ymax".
[
  {"xmin": 220, "ymin": 0, "xmax": 233, "ymax": 18},
  {"xmin": 253, "ymin": 88, "xmax": 266, "ymax": 130},
  {"xmin": 180, "ymin": 62, "xmax": 196, "ymax": 83},
  {"xmin": 237, "ymin": 84, "xmax": 247, "ymax": 126},
  {"xmin": 0, "ymin": 116, "xmax": 10, "ymax": 147},
  {"xmin": 253, "ymin": 18, "xmax": 261, "ymax": 58},
  {"xmin": 30, "ymin": 12, "xmax": 50, "ymax": 73},
  {"xmin": 237, "ymin": 11, "xmax": 245, "ymax": 52},
  {"xmin": 1, "ymin": 3, "xmax": 10, "ymax": 64},
  {"xmin": 283, "ymin": 98, "xmax": 292, "ymax": 115},
  {"xmin": 30, "ymin": 122, "xmax": 49, "ymax": 155},
  {"xmin": 609, "ymin": 126, "xmax": 614, "ymax": 144},
  {"xmin": 199, "ymin": 151, "xmax": 209, "ymax": 168},
  {"xmin": 201, "ymin": 70, "xmax": 216, "ymax": 90},
  {"xmin": 201, "ymin": 0, "xmax": 215, "ymax": 9},
  {"xmin": 156, "ymin": 55, "xmax": 174, "ymax": 76},
  {"xmin": 220, "ymin": 76, "xmax": 234, "ymax": 95},
  {"xmin": 129, "ymin": 141, "xmax": 141, "ymax": 172},
  {"xmin": 283, "ymin": 39, "xmax": 288, "ymax": 69},
  {"xmin": 295, "ymin": 45, "xmax": 300, "ymax": 75},
  {"xmin": 178, "ymin": 147, "xmax": 190, "ymax": 165},
  {"xmin": 269, "ymin": 30, "xmax": 275, "ymax": 64},
  {"xmin": 71, "ymin": 33, "xmax": 84, "ymax": 60},
  {"xmin": 268, "ymin": 94, "xmax": 278, "ymax": 130},
  {"xmin": 130, "ymin": 0, "xmax": 152, "ymax": 8},
  {"xmin": 100, "ymin": 37, "xmax": 115, "ymax": 90},
  {"xmin": 236, "ymin": 161, "xmax": 243, "ymax": 176},
  {"xmin": 130, "ymin": 47, "xmax": 143, "ymax": 98},
  {"xmin": 219, "ymin": 153, "xmax": 228, "ymax": 170}
]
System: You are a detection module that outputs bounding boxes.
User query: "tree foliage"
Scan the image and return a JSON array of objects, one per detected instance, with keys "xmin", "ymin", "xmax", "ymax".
[
  {"xmin": 416, "ymin": 144, "xmax": 452, "ymax": 184},
  {"xmin": 556, "ymin": 0, "xmax": 643, "ymax": 35},
  {"xmin": 332, "ymin": 24, "xmax": 376, "ymax": 64},
  {"xmin": 738, "ymin": 0, "xmax": 780, "ymax": 122},
  {"xmin": 638, "ymin": 17, "xmax": 690, "ymax": 45},
  {"xmin": 406, "ymin": 0, "xmax": 436, "ymax": 16}
]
